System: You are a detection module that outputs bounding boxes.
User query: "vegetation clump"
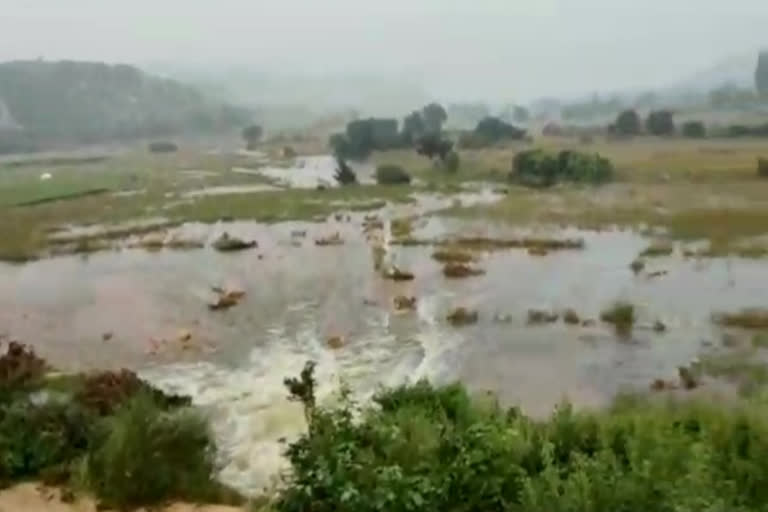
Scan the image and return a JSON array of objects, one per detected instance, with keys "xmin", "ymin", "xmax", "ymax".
[
  {"xmin": 211, "ymin": 232, "xmax": 257, "ymax": 252},
  {"xmin": 640, "ymin": 241, "xmax": 674, "ymax": 257},
  {"xmin": 713, "ymin": 309, "xmax": 768, "ymax": 329},
  {"xmin": 442, "ymin": 262, "xmax": 485, "ymax": 278},
  {"xmin": 563, "ymin": 309, "xmax": 581, "ymax": 325},
  {"xmin": 682, "ymin": 120, "xmax": 707, "ymax": 138},
  {"xmin": 511, "ymin": 149, "xmax": 614, "ymax": 187},
  {"xmin": 148, "ymin": 141, "xmax": 178, "ymax": 153},
  {"xmin": 279, "ymin": 370, "xmax": 768, "ymax": 512},
  {"xmin": 375, "ymin": 164, "xmax": 412, "ymax": 185},
  {"xmin": 0, "ymin": 342, "xmax": 47, "ymax": 395},
  {"xmin": 600, "ymin": 302, "xmax": 636, "ymax": 333},
  {"xmin": 333, "ymin": 157, "xmax": 357, "ymax": 185},
  {"xmin": 74, "ymin": 369, "xmax": 190, "ymax": 416},
  {"xmin": 758, "ymin": 157, "xmax": 768, "ymax": 178},
  {"xmin": 446, "ymin": 307, "xmax": 479, "ymax": 326},
  {"xmin": 431, "ymin": 248, "xmax": 474, "ymax": 263},
  {"xmin": 527, "ymin": 309, "xmax": 559, "ymax": 325}
]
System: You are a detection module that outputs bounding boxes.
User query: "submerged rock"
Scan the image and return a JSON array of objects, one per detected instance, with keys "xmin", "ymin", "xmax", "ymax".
[
  {"xmin": 653, "ymin": 320, "xmax": 667, "ymax": 333},
  {"xmin": 208, "ymin": 287, "xmax": 246, "ymax": 311},
  {"xmin": 212, "ymin": 232, "xmax": 257, "ymax": 252},
  {"xmin": 630, "ymin": 259, "xmax": 645, "ymax": 274},
  {"xmin": 393, "ymin": 295, "xmax": 417, "ymax": 311},
  {"xmin": 446, "ymin": 307, "xmax": 479, "ymax": 327},
  {"xmin": 327, "ymin": 336, "xmax": 344, "ymax": 349}
]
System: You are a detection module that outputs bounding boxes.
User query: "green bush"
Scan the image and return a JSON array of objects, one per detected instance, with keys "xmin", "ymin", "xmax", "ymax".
[
  {"xmin": 511, "ymin": 149, "xmax": 613, "ymax": 187},
  {"xmin": 0, "ymin": 399, "xmax": 94, "ymax": 483},
  {"xmin": 442, "ymin": 150, "xmax": 460, "ymax": 173},
  {"xmin": 645, "ymin": 110, "xmax": 675, "ymax": 136},
  {"xmin": 474, "ymin": 116, "xmax": 526, "ymax": 142},
  {"xmin": 759, "ymin": 157, "xmax": 768, "ymax": 178},
  {"xmin": 278, "ymin": 371, "xmax": 768, "ymax": 512},
  {"xmin": 84, "ymin": 393, "xmax": 221, "ymax": 508},
  {"xmin": 375, "ymin": 165, "xmax": 412, "ymax": 185},
  {"xmin": 612, "ymin": 109, "xmax": 641, "ymax": 136},
  {"xmin": 682, "ymin": 120, "xmax": 707, "ymax": 138}
]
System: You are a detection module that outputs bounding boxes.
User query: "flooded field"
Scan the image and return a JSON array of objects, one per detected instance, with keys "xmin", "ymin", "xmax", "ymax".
[{"xmin": 3, "ymin": 143, "xmax": 768, "ymax": 496}]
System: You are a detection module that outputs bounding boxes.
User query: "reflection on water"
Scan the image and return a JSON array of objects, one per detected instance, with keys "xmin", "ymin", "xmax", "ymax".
[{"xmin": 1, "ymin": 210, "xmax": 767, "ymax": 494}]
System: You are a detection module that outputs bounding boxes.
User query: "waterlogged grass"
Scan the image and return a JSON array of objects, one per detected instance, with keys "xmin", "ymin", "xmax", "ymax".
[
  {"xmin": 279, "ymin": 368, "xmax": 768, "ymax": 512},
  {"xmin": 600, "ymin": 302, "xmax": 636, "ymax": 333}
]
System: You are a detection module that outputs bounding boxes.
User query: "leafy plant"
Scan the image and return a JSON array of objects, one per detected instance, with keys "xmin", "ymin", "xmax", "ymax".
[
  {"xmin": 511, "ymin": 149, "xmax": 614, "ymax": 187},
  {"xmin": 375, "ymin": 165, "xmax": 412, "ymax": 185},
  {"xmin": 333, "ymin": 157, "xmax": 357, "ymax": 185},
  {"xmin": 84, "ymin": 393, "xmax": 222, "ymax": 508},
  {"xmin": 277, "ymin": 377, "xmax": 768, "ymax": 512}
]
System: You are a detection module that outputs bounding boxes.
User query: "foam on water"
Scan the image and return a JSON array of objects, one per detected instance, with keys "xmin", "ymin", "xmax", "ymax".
[{"xmin": 140, "ymin": 289, "xmax": 461, "ymax": 495}]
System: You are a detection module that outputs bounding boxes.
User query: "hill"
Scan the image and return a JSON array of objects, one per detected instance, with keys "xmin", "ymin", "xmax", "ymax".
[{"xmin": 0, "ymin": 60, "xmax": 252, "ymax": 148}]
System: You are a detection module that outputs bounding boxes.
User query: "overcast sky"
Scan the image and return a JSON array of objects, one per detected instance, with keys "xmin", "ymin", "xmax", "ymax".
[{"xmin": 1, "ymin": 0, "xmax": 766, "ymax": 100}]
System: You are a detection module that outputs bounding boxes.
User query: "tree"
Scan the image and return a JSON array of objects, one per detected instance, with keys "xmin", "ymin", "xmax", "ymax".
[
  {"xmin": 756, "ymin": 51, "xmax": 768, "ymax": 96},
  {"xmin": 681, "ymin": 121, "xmax": 706, "ymax": 138},
  {"xmin": 421, "ymin": 103, "xmax": 447, "ymax": 134},
  {"xmin": 401, "ymin": 111, "xmax": 425, "ymax": 144},
  {"xmin": 334, "ymin": 157, "xmax": 357, "ymax": 185},
  {"xmin": 242, "ymin": 124, "xmax": 263, "ymax": 149},
  {"xmin": 612, "ymin": 110, "xmax": 641, "ymax": 136},
  {"xmin": 513, "ymin": 106, "xmax": 529, "ymax": 123},
  {"xmin": 474, "ymin": 117, "xmax": 526, "ymax": 142},
  {"xmin": 416, "ymin": 133, "xmax": 453, "ymax": 161},
  {"xmin": 645, "ymin": 110, "xmax": 675, "ymax": 136}
]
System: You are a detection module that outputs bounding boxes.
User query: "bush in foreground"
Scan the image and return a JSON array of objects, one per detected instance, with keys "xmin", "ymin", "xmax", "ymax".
[
  {"xmin": 375, "ymin": 165, "xmax": 412, "ymax": 185},
  {"xmin": 83, "ymin": 393, "xmax": 224, "ymax": 509},
  {"xmin": 511, "ymin": 149, "xmax": 614, "ymax": 187},
  {"xmin": 279, "ymin": 365, "xmax": 768, "ymax": 512}
]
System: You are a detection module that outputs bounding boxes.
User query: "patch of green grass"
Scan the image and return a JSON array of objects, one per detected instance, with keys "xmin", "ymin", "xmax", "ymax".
[
  {"xmin": 693, "ymin": 349, "xmax": 768, "ymax": 396},
  {"xmin": 640, "ymin": 240, "xmax": 674, "ymax": 257},
  {"xmin": 278, "ymin": 365, "xmax": 768, "ymax": 512},
  {"xmin": 714, "ymin": 309, "xmax": 768, "ymax": 329},
  {"xmin": 600, "ymin": 302, "xmax": 636, "ymax": 333}
]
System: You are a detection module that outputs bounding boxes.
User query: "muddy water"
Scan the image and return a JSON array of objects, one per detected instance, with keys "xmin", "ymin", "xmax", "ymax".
[{"xmin": 1, "ymin": 196, "xmax": 767, "ymax": 494}]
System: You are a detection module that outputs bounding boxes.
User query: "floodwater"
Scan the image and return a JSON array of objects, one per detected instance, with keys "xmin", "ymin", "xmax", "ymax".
[
  {"xmin": 1, "ymin": 191, "xmax": 766, "ymax": 495},
  {"xmin": 252, "ymin": 155, "xmax": 376, "ymax": 188}
]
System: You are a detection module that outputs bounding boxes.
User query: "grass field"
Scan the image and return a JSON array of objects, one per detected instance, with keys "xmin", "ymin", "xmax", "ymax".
[{"xmin": 1, "ymin": 136, "xmax": 768, "ymax": 261}]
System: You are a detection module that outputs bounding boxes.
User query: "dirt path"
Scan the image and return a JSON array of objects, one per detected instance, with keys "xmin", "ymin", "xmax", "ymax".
[{"xmin": 0, "ymin": 483, "xmax": 244, "ymax": 512}]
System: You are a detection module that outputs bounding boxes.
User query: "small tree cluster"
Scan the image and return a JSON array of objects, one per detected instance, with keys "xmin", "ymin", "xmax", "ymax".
[
  {"xmin": 681, "ymin": 121, "xmax": 706, "ymax": 138},
  {"xmin": 241, "ymin": 124, "xmax": 263, "ymax": 150},
  {"xmin": 610, "ymin": 109, "xmax": 641, "ymax": 136},
  {"xmin": 511, "ymin": 149, "xmax": 614, "ymax": 187},
  {"xmin": 645, "ymin": 110, "xmax": 675, "ymax": 136}
]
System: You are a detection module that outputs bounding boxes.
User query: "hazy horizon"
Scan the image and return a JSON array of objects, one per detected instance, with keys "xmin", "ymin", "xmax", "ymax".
[{"xmin": 1, "ymin": 1, "xmax": 767, "ymax": 102}]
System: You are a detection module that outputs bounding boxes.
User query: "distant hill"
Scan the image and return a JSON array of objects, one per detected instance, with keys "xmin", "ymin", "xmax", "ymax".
[{"xmin": 0, "ymin": 60, "xmax": 252, "ymax": 145}]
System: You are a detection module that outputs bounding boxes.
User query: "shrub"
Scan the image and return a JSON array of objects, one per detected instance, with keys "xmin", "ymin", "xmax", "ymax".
[
  {"xmin": 457, "ymin": 131, "xmax": 493, "ymax": 149},
  {"xmin": 333, "ymin": 157, "xmax": 357, "ymax": 185},
  {"xmin": 242, "ymin": 124, "xmax": 263, "ymax": 149},
  {"xmin": 612, "ymin": 109, "xmax": 641, "ymax": 135},
  {"xmin": 511, "ymin": 149, "xmax": 613, "ymax": 187},
  {"xmin": 0, "ymin": 342, "xmax": 47, "ymax": 397},
  {"xmin": 758, "ymin": 158, "xmax": 768, "ymax": 178},
  {"xmin": 416, "ymin": 133, "xmax": 453, "ymax": 161},
  {"xmin": 0, "ymin": 399, "xmax": 94, "ymax": 483},
  {"xmin": 148, "ymin": 141, "xmax": 177, "ymax": 153},
  {"xmin": 84, "ymin": 393, "xmax": 220, "ymax": 508},
  {"xmin": 600, "ymin": 301, "xmax": 636, "ymax": 333},
  {"xmin": 645, "ymin": 110, "xmax": 675, "ymax": 136},
  {"xmin": 682, "ymin": 120, "xmax": 707, "ymax": 138},
  {"xmin": 474, "ymin": 116, "xmax": 526, "ymax": 142},
  {"xmin": 75, "ymin": 369, "xmax": 190, "ymax": 416},
  {"xmin": 442, "ymin": 150, "xmax": 460, "ymax": 173},
  {"xmin": 278, "ymin": 373, "xmax": 768, "ymax": 512},
  {"xmin": 375, "ymin": 165, "xmax": 411, "ymax": 185}
]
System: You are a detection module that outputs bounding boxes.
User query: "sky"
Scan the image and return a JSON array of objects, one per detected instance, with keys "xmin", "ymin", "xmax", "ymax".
[{"xmin": 1, "ymin": 0, "xmax": 767, "ymax": 101}]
